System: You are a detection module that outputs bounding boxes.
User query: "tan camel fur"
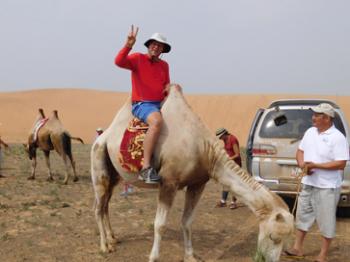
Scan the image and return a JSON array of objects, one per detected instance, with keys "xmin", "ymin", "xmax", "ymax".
[
  {"xmin": 24, "ymin": 108, "xmax": 84, "ymax": 184},
  {"xmin": 91, "ymin": 85, "xmax": 294, "ymax": 262}
]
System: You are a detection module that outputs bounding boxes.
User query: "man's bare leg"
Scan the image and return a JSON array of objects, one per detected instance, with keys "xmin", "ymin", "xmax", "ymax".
[
  {"xmin": 143, "ymin": 111, "xmax": 162, "ymax": 168},
  {"xmin": 139, "ymin": 111, "xmax": 162, "ymax": 183},
  {"xmin": 315, "ymin": 236, "xmax": 332, "ymax": 262},
  {"xmin": 285, "ymin": 229, "xmax": 306, "ymax": 256}
]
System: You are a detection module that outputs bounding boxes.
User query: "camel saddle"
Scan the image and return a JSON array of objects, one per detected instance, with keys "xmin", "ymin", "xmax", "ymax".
[{"xmin": 118, "ymin": 118, "xmax": 149, "ymax": 173}]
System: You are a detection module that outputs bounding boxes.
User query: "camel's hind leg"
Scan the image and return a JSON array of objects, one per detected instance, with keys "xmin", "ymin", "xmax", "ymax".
[
  {"xmin": 43, "ymin": 151, "xmax": 54, "ymax": 181},
  {"xmin": 67, "ymin": 154, "xmax": 78, "ymax": 182},
  {"xmin": 149, "ymin": 184, "xmax": 177, "ymax": 262},
  {"xmin": 182, "ymin": 183, "xmax": 206, "ymax": 262},
  {"xmin": 91, "ymin": 142, "xmax": 120, "ymax": 253},
  {"xmin": 61, "ymin": 154, "xmax": 71, "ymax": 185}
]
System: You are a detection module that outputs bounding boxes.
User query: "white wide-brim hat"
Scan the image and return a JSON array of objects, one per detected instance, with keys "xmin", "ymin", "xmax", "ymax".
[{"xmin": 144, "ymin": 33, "xmax": 171, "ymax": 53}]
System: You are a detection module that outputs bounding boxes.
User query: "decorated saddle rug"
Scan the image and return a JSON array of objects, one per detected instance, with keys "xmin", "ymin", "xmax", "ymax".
[
  {"xmin": 33, "ymin": 118, "xmax": 49, "ymax": 142},
  {"xmin": 118, "ymin": 118, "xmax": 149, "ymax": 173}
]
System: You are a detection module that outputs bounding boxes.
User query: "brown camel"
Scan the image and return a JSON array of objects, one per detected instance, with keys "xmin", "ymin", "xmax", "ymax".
[
  {"xmin": 24, "ymin": 108, "xmax": 84, "ymax": 184},
  {"xmin": 91, "ymin": 85, "xmax": 294, "ymax": 262}
]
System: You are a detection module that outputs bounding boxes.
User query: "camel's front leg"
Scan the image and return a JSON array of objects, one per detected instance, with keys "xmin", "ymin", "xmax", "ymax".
[
  {"xmin": 27, "ymin": 157, "xmax": 37, "ymax": 180},
  {"xmin": 149, "ymin": 185, "xmax": 177, "ymax": 262},
  {"xmin": 91, "ymin": 142, "xmax": 120, "ymax": 253},
  {"xmin": 43, "ymin": 151, "xmax": 54, "ymax": 181},
  {"xmin": 182, "ymin": 183, "xmax": 206, "ymax": 262}
]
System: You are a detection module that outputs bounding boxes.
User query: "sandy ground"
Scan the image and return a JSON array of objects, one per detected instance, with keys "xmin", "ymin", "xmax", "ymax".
[
  {"xmin": 1, "ymin": 89, "xmax": 349, "ymax": 144},
  {"xmin": 1, "ymin": 89, "xmax": 350, "ymax": 261},
  {"xmin": 0, "ymin": 144, "xmax": 349, "ymax": 262}
]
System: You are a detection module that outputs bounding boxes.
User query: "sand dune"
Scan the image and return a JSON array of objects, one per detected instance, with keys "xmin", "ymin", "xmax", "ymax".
[{"xmin": 0, "ymin": 88, "xmax": 349, "ymax": 144}]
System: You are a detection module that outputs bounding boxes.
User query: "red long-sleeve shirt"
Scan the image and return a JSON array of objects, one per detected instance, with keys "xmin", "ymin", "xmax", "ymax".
[
  {"xmin": 115, "ymin": 46, "xmax": 170, "ymax": 102},
  {"xmin": 223, "ymin": 134, "xmax": 242, "ymax": 167}
]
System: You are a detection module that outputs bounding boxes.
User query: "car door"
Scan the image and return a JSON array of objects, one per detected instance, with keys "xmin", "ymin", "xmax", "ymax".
[
  {"xmin": 255, "ymin": 109, "xmax": 313, "ymax": 184},
  {"xmin": 246, "ymin": 108, "xmax": 264, "ymax": 174}
]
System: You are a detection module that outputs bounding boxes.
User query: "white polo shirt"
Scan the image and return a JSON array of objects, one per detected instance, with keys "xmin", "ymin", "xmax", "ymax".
[{"xmin": 299, "ymin": 125, "xmax": 349, "ymax": 188}]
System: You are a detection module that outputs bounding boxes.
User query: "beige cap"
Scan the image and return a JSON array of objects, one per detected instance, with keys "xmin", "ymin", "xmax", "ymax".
[
  {"xmin": 96, "ymin": 127, "xmax": 103, "ymax": 132},
  {"xmin": 311, "ymin": 103, "xmax": 335, "ymax": 118}
]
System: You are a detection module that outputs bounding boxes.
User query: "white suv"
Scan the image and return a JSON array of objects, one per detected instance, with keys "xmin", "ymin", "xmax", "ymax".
[{"xmin": 246, "ymin": 99, "xmax": 350, "ymax": 213}]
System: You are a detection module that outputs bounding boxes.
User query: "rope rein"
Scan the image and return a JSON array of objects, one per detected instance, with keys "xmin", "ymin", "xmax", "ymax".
[{"xmin": 291, "ymin": 166, "xmax": 308, "ymax": 215}]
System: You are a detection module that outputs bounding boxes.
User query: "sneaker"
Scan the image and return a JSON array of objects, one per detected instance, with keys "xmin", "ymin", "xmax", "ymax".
[
  {"xmin": 138, "ymin": 167, "xmax": 161, "ymax": 184},
  {"xmin": 120, "ymin": 191, "xmax": 128, "ymax": 197},
  {"xmin": 215, "ymin": 201, "xmax": 227, "ymax": 208},
  {"xmin": 229, "ymin": 202, "xmax": 238, "ymax": 209}
]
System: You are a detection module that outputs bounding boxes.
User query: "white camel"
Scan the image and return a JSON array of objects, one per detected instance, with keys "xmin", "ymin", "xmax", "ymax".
[{"xmin": 91, "ymin": 85, "xmax": 294, "ymax": 262}]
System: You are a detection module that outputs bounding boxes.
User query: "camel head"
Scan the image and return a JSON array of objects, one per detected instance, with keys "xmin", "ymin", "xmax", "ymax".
[
  {"xmin": 23, "ymin": 142, "xmax": 37, "ymax": 160},
  {"xmin": 256, "ymin": 209, "xmax": 294, "ymax": 262}
]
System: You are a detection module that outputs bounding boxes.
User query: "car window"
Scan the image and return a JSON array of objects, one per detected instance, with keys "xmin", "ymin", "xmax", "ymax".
[{"xmin": 259, "ymin": 109, "xmax": 346, "ymax": 138}]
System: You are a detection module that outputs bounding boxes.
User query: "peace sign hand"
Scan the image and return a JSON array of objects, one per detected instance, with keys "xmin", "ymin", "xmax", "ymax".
[{"xmin": 126, "ymin": 25, "xmax": 139, "ymax": 48}]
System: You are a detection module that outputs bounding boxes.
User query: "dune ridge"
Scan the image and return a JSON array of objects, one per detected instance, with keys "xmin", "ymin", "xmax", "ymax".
[{"xmin": 1, "ymin": 88, "xmax": 349, "ymax": 144}]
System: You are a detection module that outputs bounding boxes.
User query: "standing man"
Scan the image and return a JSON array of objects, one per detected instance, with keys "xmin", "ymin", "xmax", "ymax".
[
  {"xmin": 115, "ymin": 25, "xmax": 171, "ymax": 184},
  {"xmin": 215, "ymin": 128, "xmax": 242, "ymax": 209},
  {"xmin": 0, "ymin": 136, "xmax": 9, "ymax": 178},
  {"xmin": 285, "ymin": 103, "xmax": 349, "ymax": 262}
]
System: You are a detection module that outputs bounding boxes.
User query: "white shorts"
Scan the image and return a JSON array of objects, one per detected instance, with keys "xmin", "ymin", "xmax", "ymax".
[{"xmin": 296, "ymin": 184, "xmax": 340, "ymax": 238}]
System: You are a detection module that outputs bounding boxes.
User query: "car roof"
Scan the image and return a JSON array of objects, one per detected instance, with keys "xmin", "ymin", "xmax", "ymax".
[{"xmin": 268, "ymin": 99, "xmax": 340, "ymax": 109}]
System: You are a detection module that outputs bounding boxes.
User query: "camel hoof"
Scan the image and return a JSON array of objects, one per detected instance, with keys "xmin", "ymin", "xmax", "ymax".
[
  {"xmin": 100, "ymin": 245, "xmax": 108, "ymax": 253},
  {"xmin": 107, "ymin": 237, "xmax": 118, "ymax": 245},
  {"xmin": 63, "ymin": 180, "xmax": 68, "ymax": 185},
  {"xmin": 107, "ymin": 243, "xmax": 116, "ymax": 252},
  {"xmin": 73, "ymin": 177, "xmax": 79, "ymax": 182},
  {"xmin": 27, "ymin": 176, "xmax": 35, "ymax": 180},
  {"xmin": 47, "ymin": 177, "xmax": 54, "ymax": 182},
  {"xmin": 184, "ymin": 255, "xmax": 198, "ymax": 262}
]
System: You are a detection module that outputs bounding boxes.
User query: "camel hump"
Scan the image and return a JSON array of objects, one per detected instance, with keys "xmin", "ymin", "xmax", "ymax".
[
  {"xmin": 168, "ymin": 83, "xmax": 183, "ymax": 95},
  {"xmin": 51, "ymin": 110, "xmax": 59, "ymax": 119},
  {"xmin": 38, "ymin": 108, "xmax": 45, "ymax": 118}
]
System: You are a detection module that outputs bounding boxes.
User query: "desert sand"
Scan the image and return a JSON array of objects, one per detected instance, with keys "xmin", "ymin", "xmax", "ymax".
[
  {"xmin": 1, "ymin": 89, "xmax": 350, "ymax": 261},
  {"xmin": 0, "ymin": 88, "xmax": 349, "ymax": 144}
]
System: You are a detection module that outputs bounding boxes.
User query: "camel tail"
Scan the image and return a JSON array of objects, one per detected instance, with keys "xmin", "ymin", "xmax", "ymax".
[
  {"xmin": 62, "ymin": 132, "xmax": 73, "ymax": 158},
  {"xmin": 70, "ymin": 136, "xmax": 84, "ymax": 144}
]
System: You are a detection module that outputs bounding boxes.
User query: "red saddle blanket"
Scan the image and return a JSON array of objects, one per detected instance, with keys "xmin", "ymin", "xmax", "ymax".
[{"xmin": 118, "ymin": 118, "xmax": 149, "ymax": 173}]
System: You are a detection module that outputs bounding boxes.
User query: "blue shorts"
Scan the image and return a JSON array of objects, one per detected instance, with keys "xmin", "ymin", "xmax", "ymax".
[{"xmin": 131, "ymin": 101, "xmax": 161, "ymax": 123}]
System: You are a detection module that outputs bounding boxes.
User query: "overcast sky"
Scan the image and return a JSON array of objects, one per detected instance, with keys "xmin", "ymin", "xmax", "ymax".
[{"xmin": 1, "ymin": 0, "xmax": 349, "ymax": 95}]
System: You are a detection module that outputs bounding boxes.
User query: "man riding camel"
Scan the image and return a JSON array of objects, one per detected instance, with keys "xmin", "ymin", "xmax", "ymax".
[{"xmin": 115, "ymin": 25, "xmax": 172, "ymax": 184}]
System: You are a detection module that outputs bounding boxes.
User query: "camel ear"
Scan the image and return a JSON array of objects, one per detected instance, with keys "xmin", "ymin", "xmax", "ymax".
[{"xmin": 275, "ymin": 213, "xmax": 285, "ymax": 222}]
